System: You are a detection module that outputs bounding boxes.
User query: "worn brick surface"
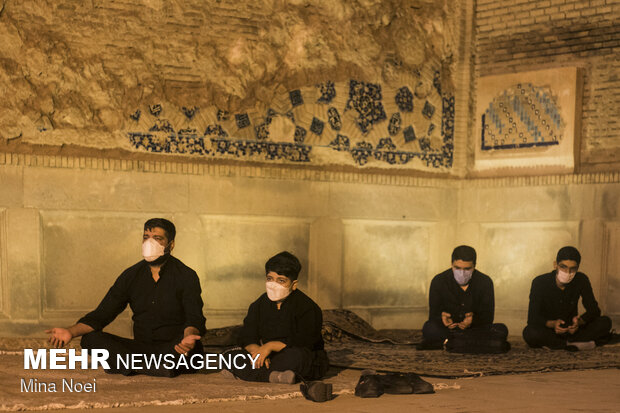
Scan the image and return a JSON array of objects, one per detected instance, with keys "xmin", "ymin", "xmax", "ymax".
[{"xmin": 475, "ymin": 0, "xmax": 620, "ymax": 170}]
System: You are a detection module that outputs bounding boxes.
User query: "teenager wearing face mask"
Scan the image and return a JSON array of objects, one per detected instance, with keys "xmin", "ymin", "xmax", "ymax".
[
  {"xmin": 417, "ymin": 245, "xmax": 509, "ymax": 350},
  {"xmin": 221, "ymin": 251, "xmax": 328, "ymax": 384},
  {"xmin": 45, "ymin": 218, "xmax": 207, "ymax": 376},
  {"xmin": 522, "ymin": 246, "xmax": 612, "ymax": 351}
]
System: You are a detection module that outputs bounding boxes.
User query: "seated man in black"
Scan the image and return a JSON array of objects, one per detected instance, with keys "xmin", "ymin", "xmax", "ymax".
[
  {"xmin": 418, "ymin": 245, "xmax": 508, "ymax": 350},
  {"xmin": 46, "ymin": 218, "xmax": 207, "ymax": 377},
  {"xmin": 223, "ymin": 251, "xmax": 328, "ymax": 384},
  {"xmin": 523, "ymin": 246, "xmax": 612, "ymax": 351}
]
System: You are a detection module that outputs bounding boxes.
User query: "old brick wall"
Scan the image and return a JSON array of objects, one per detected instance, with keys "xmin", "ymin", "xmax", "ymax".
[{"xmin": 475, "ymin": 0, "xmax": 620, "ymax": 172}]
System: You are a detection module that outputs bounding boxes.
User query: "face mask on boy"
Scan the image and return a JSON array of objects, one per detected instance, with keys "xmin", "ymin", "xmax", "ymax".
[
  {"xmin": 266, "ymin": 281, "xmax": 292, "ymax": 302},
  {"xmin": 556, "ymin": 269, "xmax": 575, "ymax": 284},
  {"xmin": 453, "ymin": 268, "xmax": 473, "ymax": 286}
]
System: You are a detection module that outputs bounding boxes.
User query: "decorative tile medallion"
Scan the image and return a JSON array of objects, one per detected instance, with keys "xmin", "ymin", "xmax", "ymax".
[
  {"xmin": 235, "ymin": 113, "xmax": 251, "ymax": 129},
  {"xmin": 289, "ymin": 90, "xmax": 304, "ymax": 107},
  {"xmin": 345, "ymin": 80, "xmax": 387, "ymax": 134},
  {"xmin": 317, "ymin": 81, "xmax": 336, "ymax": 104},
  {"xmin": 395, "ymin": 86, "xmax": 414, "ymax": 112}
]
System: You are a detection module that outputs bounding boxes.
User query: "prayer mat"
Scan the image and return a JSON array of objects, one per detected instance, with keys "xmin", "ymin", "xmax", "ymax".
[
  {"xmin": 325, "ymin": 339, "xmax": 620, "ymax": 378},
  {"xmin": 202, "ymin": 309, "xmax": 620, "ymax": 378}
]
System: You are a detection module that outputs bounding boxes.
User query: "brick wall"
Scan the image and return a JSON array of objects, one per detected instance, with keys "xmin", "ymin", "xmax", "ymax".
[{"xmin": 475, "ymin": 0, "xmax": 620, "ymax": 171}]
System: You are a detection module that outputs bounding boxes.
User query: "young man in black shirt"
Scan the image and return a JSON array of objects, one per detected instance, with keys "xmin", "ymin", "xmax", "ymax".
[
  {"xmin": 45, "ymin": 218, "xmax": 207, "ymax": 376},
  {"xmin": 523, "ymin": 246, "xmax": 612, "ymax": 351},
  {"xmin": 418, "ymin": 245, "xmax": 508, "ymax": 350},
  {"xmin": 222, "ymin": 251, "xmax": 328, "ymax": 384}
]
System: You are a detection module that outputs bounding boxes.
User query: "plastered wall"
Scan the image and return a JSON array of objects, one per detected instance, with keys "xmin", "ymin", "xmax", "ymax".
[
  {"xmin": 0, "ymin": 0, "xmax": 618, "ymax": 340},
  {"xmin": 0, "ymin": 154, "xmax": 618, "ymax": 338}
]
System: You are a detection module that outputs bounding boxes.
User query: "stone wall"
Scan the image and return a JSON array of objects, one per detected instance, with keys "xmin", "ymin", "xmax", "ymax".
[
  {"xmin": 0, "ymin": 0, "xmax": 465, "ymax": 173},
  {"xmin": 1, "ymin": 154, "xmax": 619, "ymax": 337},
  {"xmin": 475, "ymin": 0, "xmax": 620, "ymax": 172}
]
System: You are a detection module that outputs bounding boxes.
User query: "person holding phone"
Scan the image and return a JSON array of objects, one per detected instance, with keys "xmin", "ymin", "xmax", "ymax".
[{"xmin": 523, "ymin": 246, "xmax": 612, "ymax": 351}]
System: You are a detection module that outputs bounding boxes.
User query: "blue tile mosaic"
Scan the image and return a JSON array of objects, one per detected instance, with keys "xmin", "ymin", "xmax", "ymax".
[
  {"xmin": 130, "ymin": 109, "xmax": 141, "ymax": 122},
  {"xmin": 395, "ymin": 86, "xmax": 414, "ymax": 112},
  {"xmin": 345, "ymin": 80, "xmax": 386, "ymax": 134},
  {"xmin": 255, "ymin": 123, "xmax": 269, "ymax": 140},
  {"xmin": 419, "ymin": 136, "xmax": 431, "ymax": 151},
  {"xmin": 388, "ymin": 113, "xmax": 401, "ymax": 136},
  {"xmin": 317, "ymin": 81, "xmax": 336, "ymax": 104},
  {"xmin": 182, "ymin": 106, "xmax": 198, "ymax": 120},
  {"xmin": 328, "ymin": 107, "xmax": 342, "ymax": 131},
  {"xmin": 310, "ymin": 117, "xmax": 325, "ymax": 136},
  {"xmin": 127, "ymin": 77, "xmax": 454, "ymax": 170},
  {"xmin": 235, "ymin": 113, "xmax": 251, "ymax": 129},
  {"xmin": 265, "ymin": 108, "xmax": 277, "ymax": 125},
  {"xmin": 433, "ymin": 70, "xmax": 441, "ymax": 95},
  {"xmin": 351, "ymin": 141, "xmax": 374, "ymax": 165},
  {"xmin": 149, "ymin": 104, "xmax": 162, "ymax": 117},
  {"xmin": 204, "ymin": 124, "xmax": 228, "ymax": 138},
  {"xmin": 422, "ymin": 101, "xmax": 435, "ymax": 119},
  {"xmin": 329, "ymin": 134, "xmax": 350, "ymax": 151},
  {"xmin": 294, "ymin": 126, "xmax": 307, "ymax": 143},
  {"xmin": 481, "ymin": 83, "xmax": 563, "ymax": 151},
  {"xmin": 376, "ymin": 137, "xmax": 396, "ymax": 151},
  {"xmin": 217, "ymin": 110, "xmax": 230, "ymax": 122},
  {"xmin": 289, "ymin": 90, "xmax": 304, "ymax": 107},
  {"xmin": 285, "ymin": 111, "xmax": 295, "ymax": 123},
  {"xmin": 149, "ymin": 119, "xmax": 174, "ymax": 133},
  {"xmin": 211, "ymin": 138, "xmax": 311, "ymax": 162},
  {"xmin": 403, "ymin": 125, "xmax": 416, "ymax": 143}
]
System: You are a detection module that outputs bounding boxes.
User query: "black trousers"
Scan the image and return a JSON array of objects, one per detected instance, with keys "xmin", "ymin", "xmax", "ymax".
[
  {"xmin": 80, "ymin": 331, "xmax": 203, "ymax": 377},
  {"xmin": 422, "ymin": 319, "xmax": 509, "ymax": 345},
  {"xmin": 522, "ymin": 316, "xmax": 612, "ymax": 349},
  {"xmin": 223, "ymin": 346, "xmax": 328, "ymax": 383}
]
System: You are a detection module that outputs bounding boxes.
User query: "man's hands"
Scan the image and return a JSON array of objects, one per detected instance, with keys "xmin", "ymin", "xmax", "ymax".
[
  {"xmin": 245, "ymin": 343, "xmax": 272, "ymax": 368},
  {"xmin": 45, "ymin": 323, "xmax": 93, "ymax": 348},
  {"xmin": 441, "ymin": 312, "xmax": 457, "ymax": 329},
  {"xmin": 546, "ymin": 317, "xmax": 581, "ymax": 335},
  {"xmin": 45, "ymin": 328, "xmax": 73, "ymax": 348},
  {"xmin": 457, "ymin": 312, "xmax": 473, "ymax": 330},
  {"xmin": 175, "ymin": 327, "xmax": 202, "ymax": 355},
  {"xmin": 174, "ymin": 334, "xmax": 201, "ymax": 355},
  {"xmin": 442, "ymin": 312, "xmax": 473, "ymax": 329},
  {"xmin": 244, "ymin": 341, "xmax": 286, "ymax": 369}
]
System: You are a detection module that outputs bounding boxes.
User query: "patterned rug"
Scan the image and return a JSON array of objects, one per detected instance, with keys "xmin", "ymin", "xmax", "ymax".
[{"xmin": 204, "ymin": 309, "xmax": 620, "ymax": 378}]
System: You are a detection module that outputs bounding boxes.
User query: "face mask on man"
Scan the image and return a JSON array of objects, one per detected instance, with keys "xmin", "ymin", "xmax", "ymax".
[
  {"xmin": 453, "ymin": 268, "xmax": 473, "ymax": 286},
  {"xmin": 556, "ymin": 269, "xmax": 575, "ymax": 284},
  {"xmin": 266, "ymin": 281, "xmax": 292, "ymax": 302},
  {"xmin": 142, "ymin": 238, "xmax": 165, "ymax": 262}
]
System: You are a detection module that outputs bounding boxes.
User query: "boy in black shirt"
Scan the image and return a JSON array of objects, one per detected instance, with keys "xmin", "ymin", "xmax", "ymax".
[
  {"xmin": 523, "ymin": 246, "xmax": 612, "ymax": 351},
  {"xmin": 223, "ymin": 251, "xmax": 328, "ymax": 384},
  {"xmin": 418, "ymin": 245, "xmax": 508, "ymax": 350}
]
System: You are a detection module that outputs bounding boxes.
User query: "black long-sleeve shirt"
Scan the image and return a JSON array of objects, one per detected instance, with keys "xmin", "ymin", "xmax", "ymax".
[
  {"xmin": 428, "ymin": 269, "xmax": 495, "ymax": 326},
  {"xmin": 79, "ymin": 256, "xmax": 207, "ymax": 342},
  {"xmin": 239, "ymin": 289, "xmax": 324, "ymax": 351},
  {"xmin": 526, "ymin": 271, "xmax": 601, "ymax": 327}
]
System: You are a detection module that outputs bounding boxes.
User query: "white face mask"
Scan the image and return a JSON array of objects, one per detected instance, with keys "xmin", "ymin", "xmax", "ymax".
[
  {"xmin": 142, "ymin": 238, "xmax": 165, "ymax": 262},
  {"xmin": 266, "ymin": 281, "xmax": 292, "ymax": 302},
  {"xmin": 557, "ymin": 269, "xmax": 575, "ymax": 284},
  {"xmin": 453, "ymin": 268, "xmax": 474, "ymax": 286}
]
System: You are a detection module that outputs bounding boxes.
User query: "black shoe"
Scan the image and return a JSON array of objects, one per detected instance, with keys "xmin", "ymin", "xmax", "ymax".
[{"xmin": 416, "ymin": 341, "xmax": 444, "ymax": 350}]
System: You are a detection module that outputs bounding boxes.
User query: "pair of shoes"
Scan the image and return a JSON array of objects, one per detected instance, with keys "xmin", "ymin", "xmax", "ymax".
[
  {"xmin": 415, "ymin": 341, "xmax": 444, "ymax": 351},
  {"xmin": 269, "ymin": 370, "xmax": 296, "ymax": 384},
  {"xmin": 565, "ymin": 340, "xmax": 596, "ymax": 351}
]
